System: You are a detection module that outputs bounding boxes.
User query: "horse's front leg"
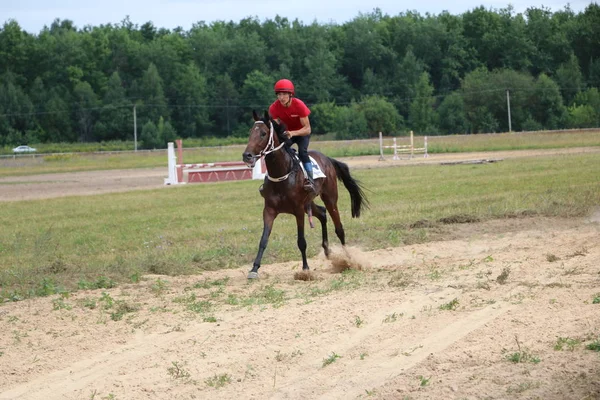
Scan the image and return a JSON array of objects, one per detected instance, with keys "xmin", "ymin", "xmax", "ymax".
[
  {"xmin": 248, "ymin": 207, "xmax": 277, "ymax": 279},
  {"xmin": 295, "ymin": 211, "xmax": 310, "ymax": 270}
]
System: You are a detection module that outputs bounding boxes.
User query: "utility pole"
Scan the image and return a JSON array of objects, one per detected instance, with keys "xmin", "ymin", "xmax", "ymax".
[
  {"xmin": 506, "ymin": 89, "xmax": 512, "ymax": 133},
  {"xmin": 133, "ymin": 104, "xmax": 138, "ymax": 151}
]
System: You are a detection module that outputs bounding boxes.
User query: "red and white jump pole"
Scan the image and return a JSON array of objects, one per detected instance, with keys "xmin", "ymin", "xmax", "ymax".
[{"xmin": 164, "ymin": 140, "xmax": 266, "ymax": 185}]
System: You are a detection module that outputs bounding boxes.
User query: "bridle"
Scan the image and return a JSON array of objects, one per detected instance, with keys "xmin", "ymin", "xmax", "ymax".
[{"xmin": 253, "ymin": 120, "xmax": 293, "ymax": 182}]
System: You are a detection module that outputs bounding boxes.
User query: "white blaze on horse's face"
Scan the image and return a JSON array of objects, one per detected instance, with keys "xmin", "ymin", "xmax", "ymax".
[{"xmin": 243, "ymin": 121, "xmax": 275, "ymax": 168}]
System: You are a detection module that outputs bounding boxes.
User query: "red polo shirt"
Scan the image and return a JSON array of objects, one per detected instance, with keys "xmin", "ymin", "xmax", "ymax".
[{"xmin": 269, "ymin": 98, "xmax": 311, "ymax": 131}]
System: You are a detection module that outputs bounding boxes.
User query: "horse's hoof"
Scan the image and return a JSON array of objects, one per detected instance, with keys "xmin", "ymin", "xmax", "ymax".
[{"xmin": 247, "ymin": 271, "xmax": 259, "ymax": 279}]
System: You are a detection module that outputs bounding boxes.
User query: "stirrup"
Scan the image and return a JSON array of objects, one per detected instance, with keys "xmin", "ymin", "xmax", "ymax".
[{"xmin": 303, "ymin": 180, "xmax": 315, "ymax": 192}]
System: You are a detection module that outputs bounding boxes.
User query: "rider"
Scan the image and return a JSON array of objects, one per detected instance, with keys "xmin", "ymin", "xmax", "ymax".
[{"xmin": 268, "ymin": 78, "xmax": 315, "ymax": 192}]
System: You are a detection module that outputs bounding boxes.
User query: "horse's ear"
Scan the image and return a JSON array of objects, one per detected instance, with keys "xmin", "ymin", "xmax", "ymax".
[
  {"xmin": 263, "ymin": 110, "xmax": 269, "ymax": 122},
  {"xmin": 252, "ymin": 110, "xmax": 260, "ymax": 121}
]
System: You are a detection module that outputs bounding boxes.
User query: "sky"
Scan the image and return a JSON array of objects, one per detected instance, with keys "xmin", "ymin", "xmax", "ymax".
[{"xmin": 3, "ymin": 0, "xmax": 597, "ymax": 33}]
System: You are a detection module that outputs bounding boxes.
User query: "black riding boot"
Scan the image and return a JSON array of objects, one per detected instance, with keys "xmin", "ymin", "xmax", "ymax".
[{"xmin": 303, "ymin": 162, "xmax": 316, "ymax": 193}]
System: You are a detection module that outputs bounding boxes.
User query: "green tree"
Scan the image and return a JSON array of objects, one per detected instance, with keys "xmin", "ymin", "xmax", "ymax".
[
  {"xmin": 135, "ymin": 63, "xmax": 169, "ymax": 126},
  {"xmin": 530, "ymin": 74, "xmax": 567, "ymax": 129},
  {"xmin": 140, "ymin": 120, "xmax": 160, "ymax": 149},
  {"xmin": 40, "ymin": 90, "xmax": 75, "ymax": 143},
  {"xmin": 360, "ymin": 95, "xmax": 401, "ymax": 135},
  {"xmin": 408, "ymin": 72, "xmax": 437, "ymax": 133},
  {"xmin": 158, "ymin": 116, "xmax": 177, "ymax": 144},
  {"xmin": 241, "ymin": 70, "xmax": 274, "ymax": 113},
  {"xmin": 73, "ymin": 81, "xmax": 99, "ymax": 142},
  {"xmin": 334, "ymin": 102, "xmax": 368, "ymax": 139},
  {"xmin": 567, "ymin": 104, "xmax": 597, "ymax": 128},
  {"xmin": 96, "ymin": 71, "xmax": 132, "ymax": 141},
  {"xmin": 555, "ymin": 53, "xmax": 584, "ymax": 105},
  {"xmin": 437, "ymin": 93, "xmax": 468, "ymax": 134},
  {"xmin": 172, "ymin": 63, "xmax": 212, "ymax": 138},
  {"xmin": 0, "ymin": 72, "xmax": 34, "ymax": 145},
  {"xmin": 310, "ymin": 101, "xmax": 339, "ymax": 134}
]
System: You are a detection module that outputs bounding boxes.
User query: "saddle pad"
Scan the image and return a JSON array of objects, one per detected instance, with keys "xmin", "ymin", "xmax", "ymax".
[{"xmin": 300, "ymin": 156, "xmax": 326, "ymax": 179}]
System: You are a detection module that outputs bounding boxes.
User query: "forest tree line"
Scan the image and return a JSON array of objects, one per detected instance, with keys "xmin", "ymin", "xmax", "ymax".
[{"xmin": 1, "ymin": 4, "xmax": 600, "ymax": 148}]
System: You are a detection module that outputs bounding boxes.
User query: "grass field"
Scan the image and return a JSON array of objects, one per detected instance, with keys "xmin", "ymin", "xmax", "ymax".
[
  {"xmin": 1, "ymin": 149, "xmax": 599, "ymax": 302},
  {"xmin": 2, "ymin": 129, "xmax": 600, "ymax": 178}
]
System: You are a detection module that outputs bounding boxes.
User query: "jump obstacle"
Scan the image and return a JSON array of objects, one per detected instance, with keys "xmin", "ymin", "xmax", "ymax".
[
  {"xmin": 378, "ymin": 131, "xmax": 428, "ymax": 161},
  {"xmin": 164, "ymin": 139, "xmax": 266, "ymax": 185}
]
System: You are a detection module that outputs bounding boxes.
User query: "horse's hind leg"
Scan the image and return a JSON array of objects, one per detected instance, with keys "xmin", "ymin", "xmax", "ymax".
[
  {"xmin": 311, "ymin": 203, "xmax": 330, "ymax": 257},
  {"xmin": 321, "ymin": 194, "xmax": 345, "ymax": 246}
]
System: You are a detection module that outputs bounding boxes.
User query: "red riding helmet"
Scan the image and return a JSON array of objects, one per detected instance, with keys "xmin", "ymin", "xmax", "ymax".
[{"xmin": 274, "ymin": 79, "xmax": 295, "ymax": 95}]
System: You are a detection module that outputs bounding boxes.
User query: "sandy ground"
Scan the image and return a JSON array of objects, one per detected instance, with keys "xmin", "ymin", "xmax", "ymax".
[{"xmin": 1, "ymin": 148, "xmax": 599, "ymax": 400}]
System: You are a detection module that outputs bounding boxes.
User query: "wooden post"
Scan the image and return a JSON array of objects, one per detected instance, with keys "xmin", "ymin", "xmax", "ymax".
[
  {"xmin": 176, "ymin": 139, "xmax": 183, "ymax": 183},
  {"xmin": 378, "ymin": 132, "xmax": 385, "ymax": 161},
  {"xmin": 410, "ymin": 131, "xmax": 414, "ymax": 159}
]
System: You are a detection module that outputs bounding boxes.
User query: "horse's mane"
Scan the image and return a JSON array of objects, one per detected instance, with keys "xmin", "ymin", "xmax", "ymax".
[{"xmin": 269, "ymin": 117, "xmax": 299, "ymax": 161}]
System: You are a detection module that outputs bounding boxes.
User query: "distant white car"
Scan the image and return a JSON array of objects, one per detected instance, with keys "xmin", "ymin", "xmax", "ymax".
[{"xmin": 12, "ymin": 145, "xmax": 37, "ymax": 153}]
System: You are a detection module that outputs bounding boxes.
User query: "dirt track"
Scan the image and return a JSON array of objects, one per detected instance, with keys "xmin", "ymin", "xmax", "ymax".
[
  {"xmin": 0, "ymin": 148, "xmax": 599, "ymax": 399},
  {"xmin": 1, "ymin": 146, "xmax": 599, "ymax": 201}
]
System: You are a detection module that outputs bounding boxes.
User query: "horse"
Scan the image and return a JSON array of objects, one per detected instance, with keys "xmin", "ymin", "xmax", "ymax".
[{"xmin": 242, "ymin": 110, "xmax": 369, "ymax": 279}]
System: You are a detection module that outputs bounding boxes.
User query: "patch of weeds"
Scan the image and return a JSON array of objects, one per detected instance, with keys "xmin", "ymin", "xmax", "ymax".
[
  {"xmin": 360, "ymin": 352, "xmax": 368, "ymax": 360},
  {"xmin": 99, "ymin": 292, "xmax": 114, "ymax": 309},
  {"xmin": 545, "ymin": 282, "xmax": 571, "ymax": 288},
  {"xmin": 417, "ymin": 375, "xmax": 431, "ymax": 387},
  {"xmin": 225, "ymin": 294, "xmax": 239, "ymax": 305},
  {"xmin": 402, "ymin": 345, "xmax": 423, "ymax": 356},
  {"xmin": 205, "ymin": 373, "xmax": 231, "ymax": 388},
  {"xmin": 110, "ymin": 301, "xmax": 138, "ymax": 321},
  {"xmin": 322, "ymin": 352, "xmax": 341, "ymax": 367},
  {"xmin": 167, "ymin": 361, "xmax": 191, "ymax": 380},
  {"xmin": 388, "ymin": 272, "xmax": 412, "ymax": 288},
  {"xmin": 483, "ymin": 255, "xmax": 494, "ymax": 263},
  {"xmin": 354, "ymin": 316, "xmax": 364, "ymax": 327},
  {"xmin": 173, "ymin": 293, "xmax": 197, "ymax": 304},
  {"xmin": 566, "ymin": 247, "xmax": 588, "ymax": 258},
  {"xmin": 203, "ymin": 316, "xmax": 217, "ymax": 323},
  {"xmin": 505, "ymin": 336, "xmax": 541, "ymax": 364},
  {"xmin": 241, "ymin": 284, "xmax": 286, "ymax": 308},
  {"xmin": 78, "ymin": 276, "xmax": 116, "ymax": 290},
  {"xmin": 383, "ymin": 312, "xmax": 402, "ymax": 323},
  {"xmin": 36, "ymin": 278, "xmax": 62, "ymax": 297},
  {"xmin": 546, "ymin": 254, "xmax": 560, "ymax": 262},
  {"xmin": 150, "ymin": 279, "xmax": 168, "ymax": 296},
  {"xmin": 438, "ymin": 214, "xmax": 479, "ymax": 224},
  {"xmin": 506, "ymin": 381, "xmax": 541, "ymax": 394},
  {"xmin": 439, "ymin": 298, "xmax": 459, "ymax": 311},
  {"xmin": 194, "ymin": 277, "xmax": 230, "ymax": 289},
  {"xmin": 586, "ymin": 338, "xmax": 600, "ymax": 352},
  {"xmin": 329, "ymin": 269, "xmax": 364, "ymax": 291},
  {"xmin": 459, "ymin": 260, "xmax": 475, "ymax": 270},
  {"xmin": 428, "ymin": 269, "xmax": 442, "ymax": 280},
  {"xmin": 81, "ymin": 297, "xmax": 97, "ymax": 309},
  {"xmin": 562, "ymin": 267, "xmax": 581, "ymax": 275},
  {"xmin": 496, "ymin": 267, "xmax": 510, "ymax": 284},
  {"xmin": 592, "ymin": 294, "xmax": 600, "ymax": 304},
  {"xmin": 52, "ymin": 298, "xmax": 72, "ymax": 311},
  {"xmin": 187, "ymin": 300, "xmax": 213, "ymax": 314},
  {"xmin": 364, "ymin": 388, "xmax": 377, "ymax": 396},
  {"xmin": 130, "ymin": 272, "xmax": 141, "ymax": 283},
  {"xmin": 554, "ymin": 337, "xmax": 581, "ymax": 351}
]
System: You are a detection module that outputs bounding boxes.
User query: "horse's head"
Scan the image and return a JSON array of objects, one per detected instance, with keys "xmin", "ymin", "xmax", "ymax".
[{"xmin": 242, "ymin": 110, "xmax": 289, "ymax": 167}]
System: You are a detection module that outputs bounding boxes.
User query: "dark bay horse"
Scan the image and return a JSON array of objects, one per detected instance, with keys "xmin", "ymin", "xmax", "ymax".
[{"xmin": 242, "ymin": 110, "xmax": 369, "ymax": 279}]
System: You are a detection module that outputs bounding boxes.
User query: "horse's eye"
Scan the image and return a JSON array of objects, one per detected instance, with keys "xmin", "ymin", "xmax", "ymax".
[{"xmin": 260, "ymin": 130, "xmax": 267, "ymax": 138}]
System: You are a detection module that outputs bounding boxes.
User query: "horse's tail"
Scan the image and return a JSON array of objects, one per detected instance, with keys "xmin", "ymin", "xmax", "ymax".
[{"xmin": 329, "ymin": 157, "xmax": 369, "ymax": 218}]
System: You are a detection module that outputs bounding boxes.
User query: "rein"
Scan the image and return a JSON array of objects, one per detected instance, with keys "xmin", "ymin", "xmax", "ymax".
[{"xmin": 254, "ymin": 121, "xmax": 293, "ymax": 182}]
